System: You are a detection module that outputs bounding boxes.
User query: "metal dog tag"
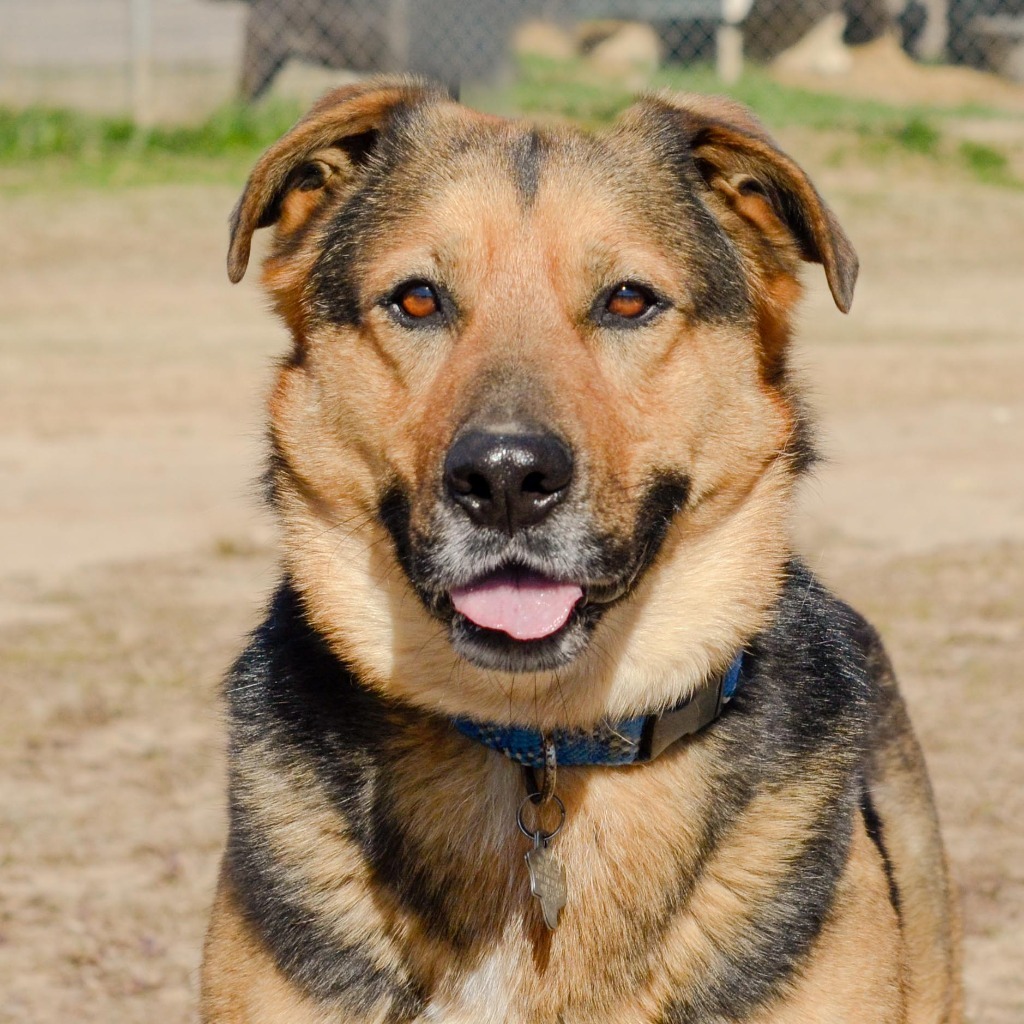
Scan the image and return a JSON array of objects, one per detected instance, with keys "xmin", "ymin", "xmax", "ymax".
[{"xmin": 525, "ymin": 832, "xmax": 567, "ymax": 930}]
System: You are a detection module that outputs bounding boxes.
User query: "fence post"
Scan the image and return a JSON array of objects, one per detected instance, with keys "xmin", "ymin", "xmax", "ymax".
[
  {"xmin": 129, "ymin": 0, "xmax": 154, "ymax": 126},
  {"xmin": 388, "ymin": 0, "xmax": 411, "ymax": 72},
  {"xmin": 717, "ymin": 0, "xmax": 754, "ymax": 84}
]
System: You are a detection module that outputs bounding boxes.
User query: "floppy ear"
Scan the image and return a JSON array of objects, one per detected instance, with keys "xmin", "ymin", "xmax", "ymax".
[
  {"xmin": 636, "ymin": 93, "xmax": 858, "ymax": 313},
  {"xmin": 227, "ymin": 77, "xmax": 446, "ymax": 283}
]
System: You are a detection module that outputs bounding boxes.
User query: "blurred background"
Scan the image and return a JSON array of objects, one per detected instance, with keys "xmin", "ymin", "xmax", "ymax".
[
  {"xmin": 4, "ymin": 0, "xmax": 1024, "ymax": 121},
  {"xmin": 1, "ymin": 2, "xmax": 1021, "ymax": 1022}
]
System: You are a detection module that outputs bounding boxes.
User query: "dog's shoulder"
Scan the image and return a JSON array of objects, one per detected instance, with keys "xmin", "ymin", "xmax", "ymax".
[
  {"xmin": 761, "ymin": 561, "xmax": 912, "ymax": 741},
  {"xmin": 730, "ymin": 562, "xmax": 882, "ymax": 757}
]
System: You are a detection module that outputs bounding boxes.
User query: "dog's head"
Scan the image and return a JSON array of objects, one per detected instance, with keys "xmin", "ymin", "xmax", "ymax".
[{"xmin": 229, "ymin": 78, "xmax": 856, "ymax": 727}]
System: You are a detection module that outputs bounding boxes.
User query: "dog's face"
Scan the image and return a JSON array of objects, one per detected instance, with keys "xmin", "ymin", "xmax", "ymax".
[{"xmin": 229, "ymin": 80, "xmax": 856, "ymax": 727}]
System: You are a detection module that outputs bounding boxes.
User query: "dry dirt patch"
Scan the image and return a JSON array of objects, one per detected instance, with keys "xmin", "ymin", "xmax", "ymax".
[{"xmin": 1, "ymin": 153, "xmax": 1022, "ymax": 1022}]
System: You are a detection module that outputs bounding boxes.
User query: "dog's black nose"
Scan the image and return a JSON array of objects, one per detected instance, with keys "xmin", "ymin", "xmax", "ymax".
[{"xmin": 444, "ymin": 428, "xmax": 573, "ymax": 533}]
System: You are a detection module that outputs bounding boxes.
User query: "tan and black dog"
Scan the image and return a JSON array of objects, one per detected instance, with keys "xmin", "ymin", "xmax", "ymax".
[{"xmin": 201, "ymin": 79, "xmax": 961, "ymax": 1023}]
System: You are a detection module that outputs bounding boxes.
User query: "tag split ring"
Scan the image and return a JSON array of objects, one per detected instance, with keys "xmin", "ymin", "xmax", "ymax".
[{"xmin": 516, "ymin": 793, "xmax": 566, "ymax": 842}]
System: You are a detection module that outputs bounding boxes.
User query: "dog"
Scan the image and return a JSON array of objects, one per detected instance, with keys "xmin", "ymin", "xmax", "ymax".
[{"xmin": 201, "ymin": 78, "xmax": 961, "ymax": 1023}]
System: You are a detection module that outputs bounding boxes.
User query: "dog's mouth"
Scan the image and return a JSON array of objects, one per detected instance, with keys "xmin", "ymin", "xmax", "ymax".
[
  {"xmin": 379, "ymin": 474, "xmax": 689, "ymax": 673},
  {"xmin": 450, "ymin": 566, "xmax": 584, "ymax": 641},
  {"xmin": 441, "ymin": 563, "xmax": 633, "ymax": 672}
]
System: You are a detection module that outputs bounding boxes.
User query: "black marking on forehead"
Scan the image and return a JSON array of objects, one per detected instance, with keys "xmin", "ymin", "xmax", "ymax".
[
  {"xmin": 685, "ymin": 193, "xmax": 751, "ymax": 325},
  {"xmin": 510, "ymin": 128, "xmax": 544, "ymax": 204},
  {"xmin": 308, "ymin": 104, "xmax": 494, "ymax": 328},
  {"xmin": 307, "ymin": 98, "xmax": 443, "ymax": 328}
]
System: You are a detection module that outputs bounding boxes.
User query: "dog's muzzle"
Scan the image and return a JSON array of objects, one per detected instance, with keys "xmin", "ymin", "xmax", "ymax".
[{"xmin": 441, "ymin": 425, "xmax": 584, "ymax": 649}]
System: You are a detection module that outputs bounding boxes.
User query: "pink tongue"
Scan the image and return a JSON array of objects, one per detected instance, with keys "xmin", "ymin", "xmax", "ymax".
[{"xmin": 450, "ymin": 571, "xmax": 584, "ymax": 641}]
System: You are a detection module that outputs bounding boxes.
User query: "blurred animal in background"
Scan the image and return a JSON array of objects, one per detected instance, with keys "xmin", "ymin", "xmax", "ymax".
[
  {"xmin": 216, "ymin": 0, "xmax": 1024, "ymax": 104},
  {"xmin": 221, "ymin": 0, "xmax": 532, "ymax": 99}
]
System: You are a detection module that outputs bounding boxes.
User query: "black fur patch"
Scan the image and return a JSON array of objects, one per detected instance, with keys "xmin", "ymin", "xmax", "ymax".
[
  {"xmin": 377, "ymin": 484, "xmax": 416, "ymax": 583},
  {"xmin": 625, "ymin": 474, "xmax": 690, "ymax": 580},
  {"xmin": 655, "ymin": 564, "xmax": 874, "ymax": 1019},
  {"xmin": 227, "ymin": 818, "xmax": 423, "ymax": 1015},
  {"xmin": 261, "ymin": 424, "xmax": 289, "ymax": 509},
  {"xmin": 308, "ymin": 187, "xmax": 378, "ymax": 327},
  {"xmin": 510, "ymin": 128, "xmax": 544, "ymax": 204},
  {"xmin": 307, "ymin": 105, "xmax": 425, "ymax": 328},
  {"xmin": 624, "ymin": 102, "xmax": 752, "ymax": 326},
  {"xmin": 224, "ymin": 585, "xmax": 428, "ymax": 1016}
]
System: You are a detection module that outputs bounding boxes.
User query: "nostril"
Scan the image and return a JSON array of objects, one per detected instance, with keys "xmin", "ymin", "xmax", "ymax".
[
  {"xmin": 446, "ymin": 460, "xmax": 493, "ymax": 500},
  {"xmin": 526, "ymin": 437, "xmax": 573, "ymax": 497},
  {"xmin": 521, "ymin": 470, "xmax": 548, "ymax": 495},
  {"xmin": 466, "ymin": 472, "xmax": 492, "ymax": 501}
]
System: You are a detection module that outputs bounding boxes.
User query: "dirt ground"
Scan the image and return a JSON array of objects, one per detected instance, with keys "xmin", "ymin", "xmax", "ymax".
[{"xmin": 1, "ymin": 137, "xmax": 1022, "ymax": 1023}]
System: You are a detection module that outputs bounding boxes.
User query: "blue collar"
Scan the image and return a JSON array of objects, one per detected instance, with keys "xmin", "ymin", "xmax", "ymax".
[{"xmin": 452, "ymin": 653, "xmax": 744, "ymax": 768}]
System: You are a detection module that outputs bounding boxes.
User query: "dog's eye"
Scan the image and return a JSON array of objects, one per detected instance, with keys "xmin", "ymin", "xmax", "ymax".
[
  {"xmin": 607, "ymin": 285, "xmax": 650, "ymax": 319},
  {"xmin": 602, "ymin": 283, "xmax": 659, "ymax": 324},
  {"xmin": 390, "ymin": 282, "xmax": 441, "ymax": 321}
]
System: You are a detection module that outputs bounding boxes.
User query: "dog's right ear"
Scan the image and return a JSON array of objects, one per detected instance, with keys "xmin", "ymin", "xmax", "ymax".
[
  {"xmin": 621, "ymin": 93, "xmax": 858, "ymax": 314},
  {"xmin": 227, "ymin": 78, "xmax": 446, "ymax": 283}
]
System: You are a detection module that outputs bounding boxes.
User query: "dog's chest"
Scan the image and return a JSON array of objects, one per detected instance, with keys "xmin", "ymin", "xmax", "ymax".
[
  {"xmin": 385, "ymin": 751, "xmax": 720, "ymax": 1023},
  {"xmin": 417, "ymin": 947, "xmax": 520, "ymax": 1024},
  {"xmin": 412, "ymin": 918, "xmax": 660, "ymax": 1024}
]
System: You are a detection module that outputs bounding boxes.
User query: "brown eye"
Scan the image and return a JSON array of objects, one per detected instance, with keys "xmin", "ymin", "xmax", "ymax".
[
  {"xmin": 397, "ymin": 283, "xmax": 439, "ymax": 319},
  {"xmin": 606, "ymin": 283, "xmax": 653, "ymax": 320}
]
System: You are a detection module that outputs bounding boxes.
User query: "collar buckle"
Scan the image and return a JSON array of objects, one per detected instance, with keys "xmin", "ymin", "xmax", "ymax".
[{"xmin": 640, "ymin": 671, "xmax": 727, "ymax": 761}]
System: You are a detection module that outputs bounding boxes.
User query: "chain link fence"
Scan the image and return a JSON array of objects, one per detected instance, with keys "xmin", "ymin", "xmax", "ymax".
[{"xmin": 2, "ymin": 0, "xmax": 1023, "ymax": 122}]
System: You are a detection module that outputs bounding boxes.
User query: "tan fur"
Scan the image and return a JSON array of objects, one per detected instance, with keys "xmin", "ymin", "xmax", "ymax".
[
  {"xmin": 868, "ymin": 661, "xmax": 964, "ymax": 1022},
  {"xmin": 260, "ymin": 97, "xmax": 802, "ymax": 728},
  {"xmin": 208, "ymin": 708, "xmax": 921, "ymax": 1022},
  {"xmin": 743, "ymin": 822, "xmax": 906, "ymax": 1023}
]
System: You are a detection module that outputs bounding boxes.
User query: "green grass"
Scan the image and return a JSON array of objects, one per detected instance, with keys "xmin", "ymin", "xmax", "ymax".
[
  {"xmin": 491, "ymin": 55, "xmax": 1001, "ymax": 130},
  {"xmin": 958, "ymin": 139, "xmax": 1016, "ymax": 185},
  {"xmin": 889, "ymin": 114, "xmax": 942, "ymax": 155},
  {"xmin": 3, "ymin": 57, "xmax": 1022, "ymax": 190},
  {"xmin": 0, "ymin": 99, "xmax": 305, "ymax": 188}
]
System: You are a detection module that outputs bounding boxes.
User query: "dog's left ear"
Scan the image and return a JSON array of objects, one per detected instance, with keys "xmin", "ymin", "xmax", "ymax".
[
  {"xmin": 629, "ymin": 94, "xmax": 858, "ymax": 313},
  {"xmin": 227, "ymin": 77, "xmax": 447, "ymax": 283}
]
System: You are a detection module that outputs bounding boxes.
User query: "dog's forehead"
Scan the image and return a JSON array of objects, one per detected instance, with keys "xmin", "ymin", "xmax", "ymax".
[
  {"xmin": 310, "ymin": 101, "xmax": 749, "ymax": 326},
  {"xmin": 356, "ymin": 104, "xmax": 725, "ymax": 281},
  {"xmin": 388, "ymin": 102, "xmax": 682, "ymax": 210}
]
